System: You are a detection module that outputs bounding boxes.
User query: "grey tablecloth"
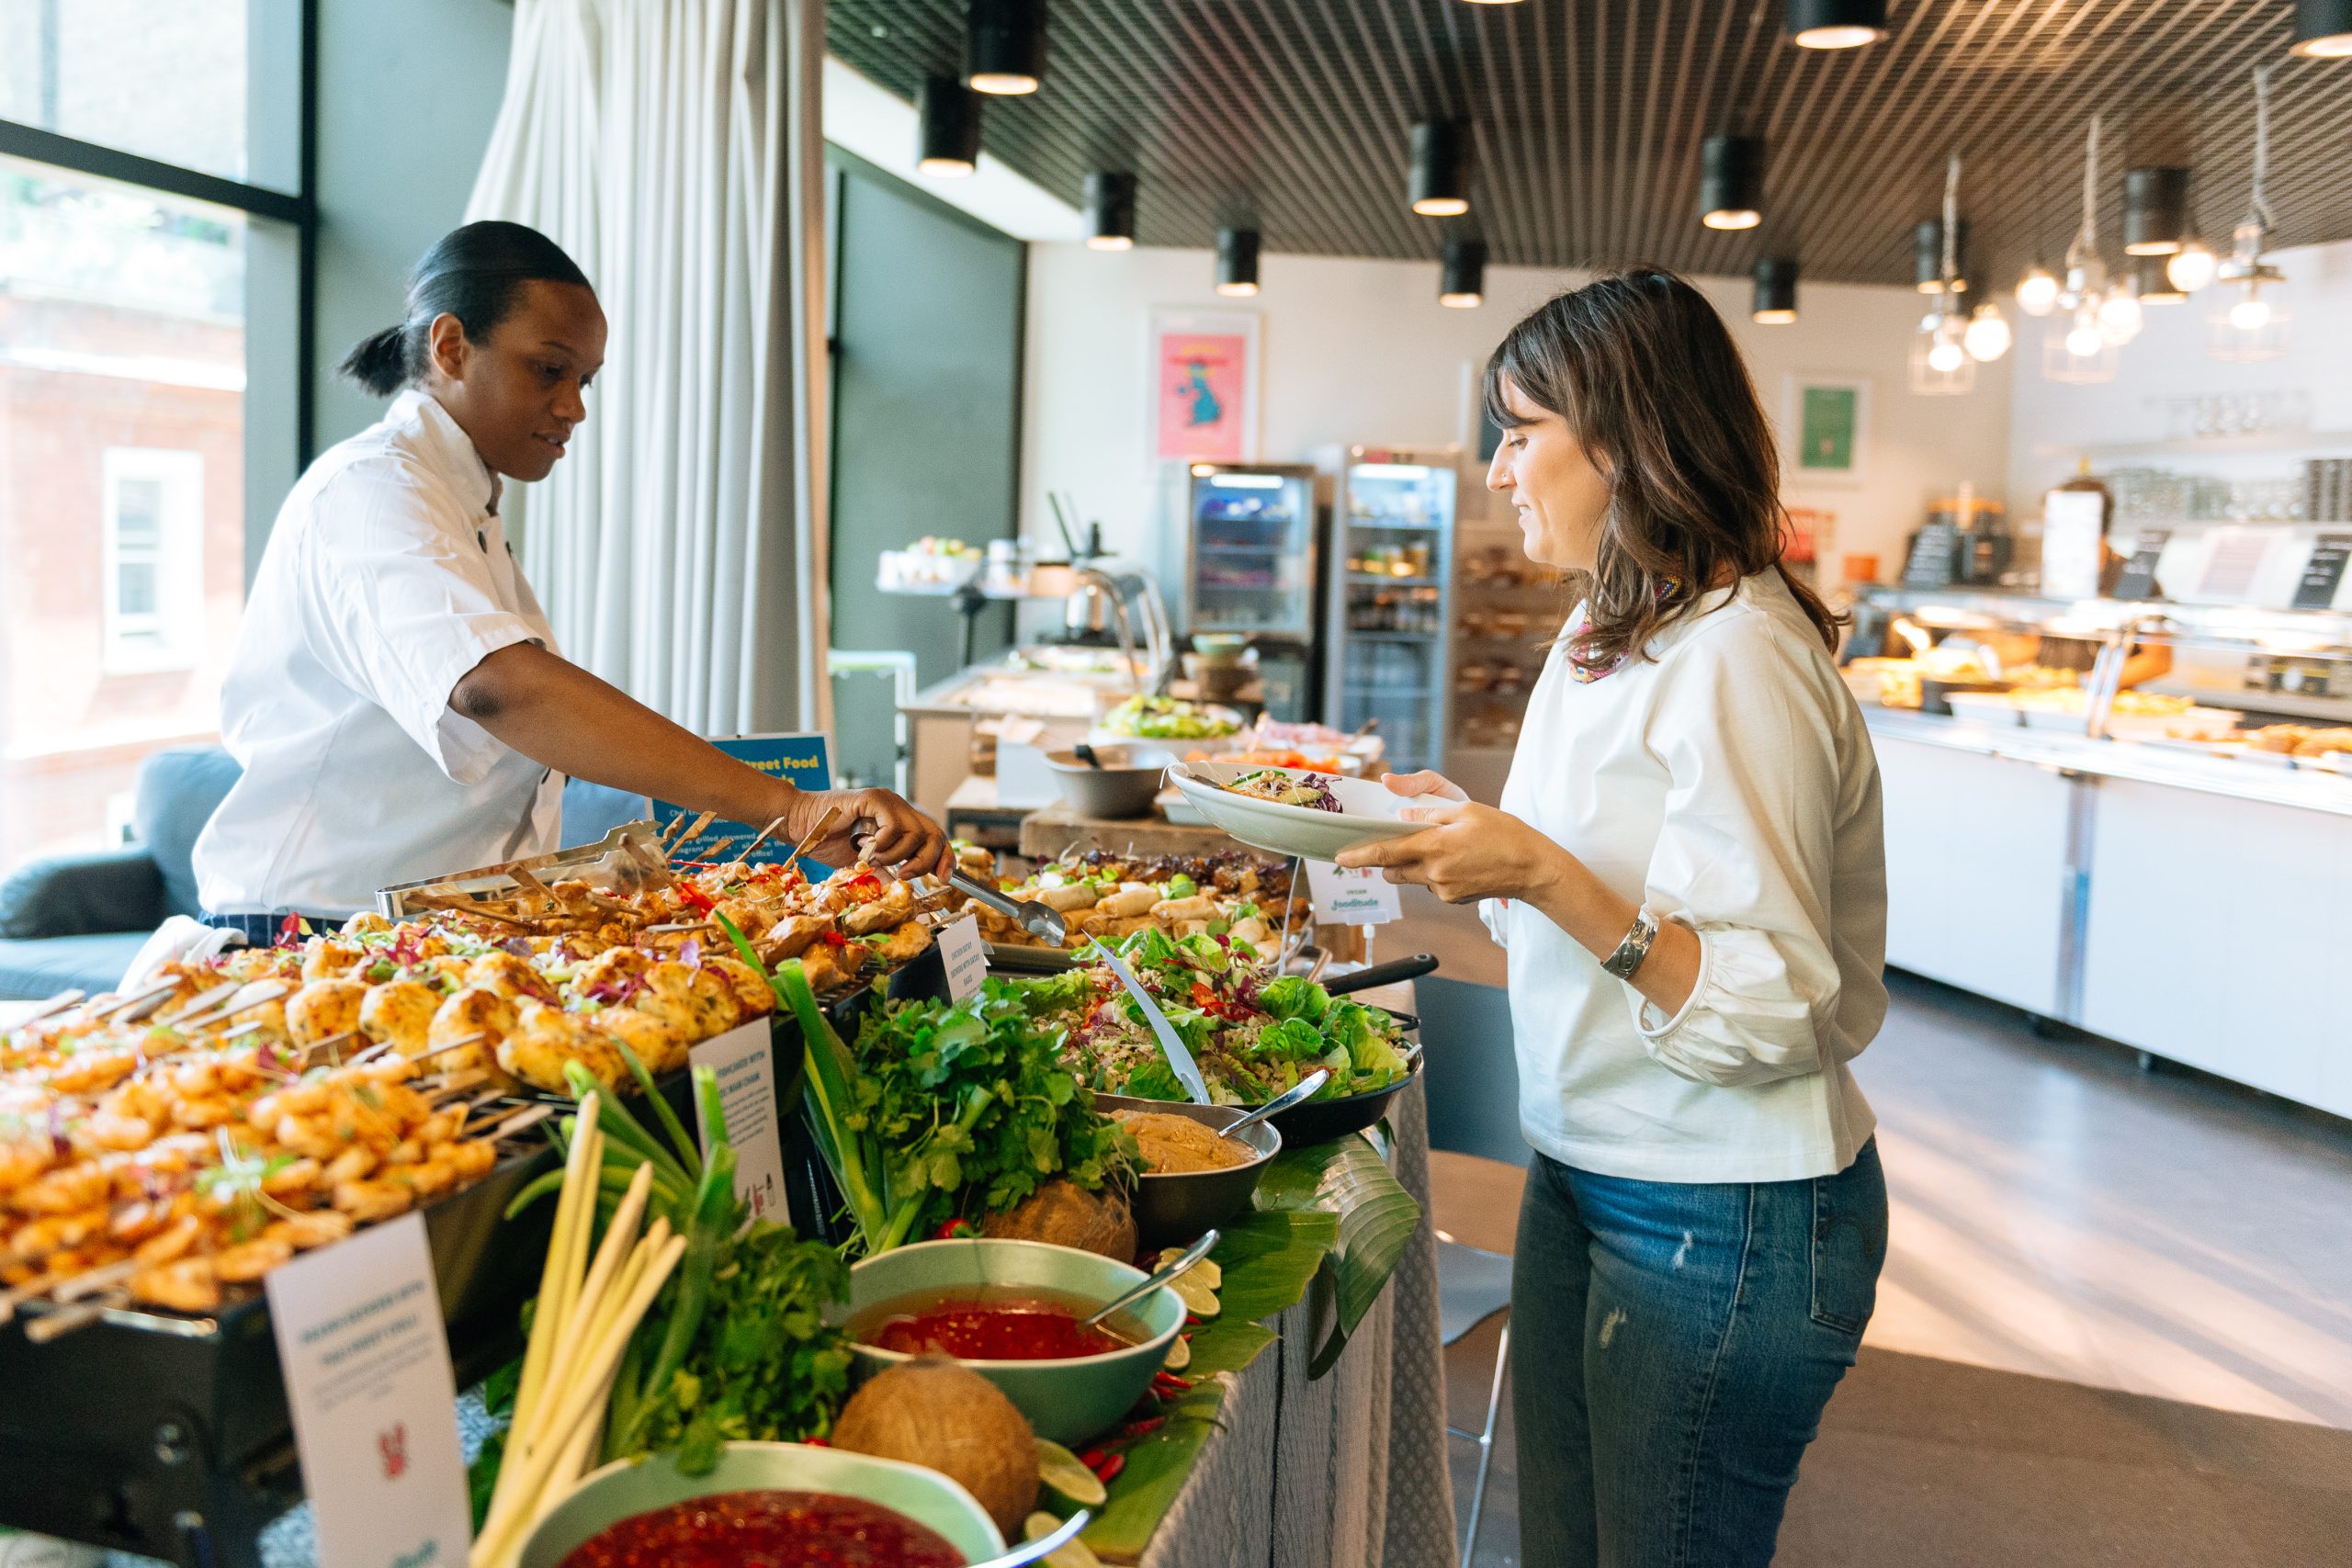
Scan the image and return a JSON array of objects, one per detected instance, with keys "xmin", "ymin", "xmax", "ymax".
[{"xmin": 1140, "ymin": 1071, "xmax": 1455, "ymax": 1568}]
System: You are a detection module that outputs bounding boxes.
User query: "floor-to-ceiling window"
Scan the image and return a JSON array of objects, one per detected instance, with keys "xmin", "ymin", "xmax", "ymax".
[{"xmin": 0, "ymin": 0, "xmax": 308, "ymax": 871}]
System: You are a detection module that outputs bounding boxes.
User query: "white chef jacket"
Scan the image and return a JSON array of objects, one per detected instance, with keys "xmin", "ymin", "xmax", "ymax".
[
  {"xmin": 1483, "ymin": 569, "xmax": 1887, "ymax": 1184},
  {"xmin": 194, "ymin": 389, "xmax": 564, "ymax": 917}
]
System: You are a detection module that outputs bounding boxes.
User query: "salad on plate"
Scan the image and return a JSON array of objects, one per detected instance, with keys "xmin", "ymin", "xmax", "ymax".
[
  {"xmin": 1220, "ymin": 768, "xmax": 1342, "ymax": 813},
  {"xmin": 1015, "ymin": 929, "xmax": 1414, "ymax": 1107}
]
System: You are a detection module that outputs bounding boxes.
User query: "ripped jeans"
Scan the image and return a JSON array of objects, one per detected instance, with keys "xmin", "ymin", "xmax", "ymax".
[{"xmin": 1510, "ymin": 1139, "xmax": 1886, "ymax": 1568}]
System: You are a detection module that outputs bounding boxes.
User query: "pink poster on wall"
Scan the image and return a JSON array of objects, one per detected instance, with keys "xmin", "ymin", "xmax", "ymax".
[{"xmin": 1152, "ymin": 314, "xmax": 1257, "ymax": 463}]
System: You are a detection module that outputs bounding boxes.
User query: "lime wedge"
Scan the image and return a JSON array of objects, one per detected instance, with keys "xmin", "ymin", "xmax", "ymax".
[
  {"xmin": 1036, "ymin": 1439, "xmax": 1108, "ymax": 1509},
  {"xmin": 1163, "ymin": 1334, "xmax": 1192, "ymax": 1371},
  {"xmin": 1170, "ymin": 1270, "xmax": 1220, "ymax": 1319},
  {"xmin": 1025, "ymin": 1512, "xmax": 1106, "ymax": 1568},
  {"xmin": 1156, "ymin": 1249, "xmax": 1222, "ymax": 1291}
]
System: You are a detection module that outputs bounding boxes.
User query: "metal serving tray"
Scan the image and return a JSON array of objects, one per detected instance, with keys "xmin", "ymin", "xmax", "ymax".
[{"xmin": 375, "ymin": 822, "xmax": 675, "ymax": 920}]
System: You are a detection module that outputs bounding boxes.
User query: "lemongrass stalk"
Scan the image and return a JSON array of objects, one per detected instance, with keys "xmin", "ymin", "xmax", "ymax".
[
  {"xmin": 526, "ymin": 1213, "xmax": 666, "ymax": 1470},
  {"xmin": 469, "ymin": 1233, "xmax": 686, "ymax": 1568},
  {"xmin": 502, "ymin": 1093, "xmax": 599, "ymax": 1501},
  {"xmin": 565, "ymin": 1161, "xmax": 651, "ymax": 1359}
]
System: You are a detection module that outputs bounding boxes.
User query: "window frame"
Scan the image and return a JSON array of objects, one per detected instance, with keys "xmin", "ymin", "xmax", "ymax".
[
  {"xmin": 0, "ymin": 0, "xmax": 319, "ymax": 479},
  {"xmin": 99, "ymin": 446, "xmax": 209, "ymax": 674}
]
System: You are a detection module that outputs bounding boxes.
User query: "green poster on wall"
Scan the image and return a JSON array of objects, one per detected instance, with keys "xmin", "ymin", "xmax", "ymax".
[{"xmin": 1798, "ymin": 385, "xmax": 1858, "ymax": 472}]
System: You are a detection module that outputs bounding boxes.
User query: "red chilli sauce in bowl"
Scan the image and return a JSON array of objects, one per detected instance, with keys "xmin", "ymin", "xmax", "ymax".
[{"xmin": 556, "ymin": 1489, "xmax": 965, "ymax": 1568}]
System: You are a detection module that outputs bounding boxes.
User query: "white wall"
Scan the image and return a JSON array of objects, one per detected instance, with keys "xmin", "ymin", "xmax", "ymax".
[
  {"xmin": 2006, "ymin": 237, "xmax": 2352, "ymax": 507},
  {"xmin": 1020, "ymin": 246, "xmax": 2016, "ymax": 584}
]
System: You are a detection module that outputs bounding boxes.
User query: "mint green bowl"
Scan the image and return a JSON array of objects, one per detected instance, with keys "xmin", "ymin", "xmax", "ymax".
[
  {"xmin": 516, "ymin": 1441, "xmax": 1004, "ymax": 1568},
  {"xmin": 844, "ymin": 1238, "xmax": 1186, "ymax": 1446}
]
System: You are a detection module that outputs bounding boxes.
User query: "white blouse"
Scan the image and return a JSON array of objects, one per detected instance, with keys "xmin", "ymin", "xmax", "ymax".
[
  {"xmin": 194, "ymin": 390, "xmax": 563, "ymax": 917},
  {"xmin": 1483, "ymin": 569, "xmax": 1887, "ymax": 1183}
]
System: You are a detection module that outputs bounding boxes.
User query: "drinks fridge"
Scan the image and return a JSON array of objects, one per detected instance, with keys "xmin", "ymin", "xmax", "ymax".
[
  {"xmin": 1172, "ymin": 462, "xmax": 1322, "ymax": 721},
  {"xmin": 1325, "ymin": 446, "xmax": 1458, "ymax": 769}
]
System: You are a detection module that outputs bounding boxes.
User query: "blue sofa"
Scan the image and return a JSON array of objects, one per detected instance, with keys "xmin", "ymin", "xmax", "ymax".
[{"xmin": 0, "ymin": 746, "xmax": 650, "ymax": 1001}]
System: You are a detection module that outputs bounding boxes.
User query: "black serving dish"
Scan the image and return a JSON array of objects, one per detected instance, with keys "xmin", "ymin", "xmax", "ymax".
[
  {"xmin": 1093, "ymin": 1093, "xmax": 1282, "ymax": 1247},
  {"xmin": 0, "ymin": 1141, "xmax": 557, "ymax": 1568},
  {"xmin": 1263, "ymin": 1066, "xmax": 1421, "ymax": 1147}
]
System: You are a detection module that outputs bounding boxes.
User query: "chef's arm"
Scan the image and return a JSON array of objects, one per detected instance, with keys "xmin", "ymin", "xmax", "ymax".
[{"xmin": 449, "ymin": 642, "xmax": 951, "ymax": 874}]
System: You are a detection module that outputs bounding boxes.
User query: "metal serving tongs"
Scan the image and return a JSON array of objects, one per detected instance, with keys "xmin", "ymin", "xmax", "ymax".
[
  {"xmin": 1085, "ymin": 937, "xmax": 1213, "ymax": 1105},
  {"xmin": 946, "ymin": 871, "xmax": 1068, "ymax": 945}
]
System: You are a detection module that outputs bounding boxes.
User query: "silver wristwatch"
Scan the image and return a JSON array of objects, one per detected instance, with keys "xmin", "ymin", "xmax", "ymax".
[{"xmin": 1601, "ymin": 906, "xmax": 1661, "ymax": 980}]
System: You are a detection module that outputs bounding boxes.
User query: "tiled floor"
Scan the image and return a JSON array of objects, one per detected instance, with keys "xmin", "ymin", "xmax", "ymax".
[{"xmin": 1410, "ymin": 891, "xmax": 2352, "ymax": 1563}]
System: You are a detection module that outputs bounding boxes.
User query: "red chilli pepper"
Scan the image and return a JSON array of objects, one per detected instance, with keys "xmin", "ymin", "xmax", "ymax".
[
  {"xmin": 1123, "ymin": 1416, "xmax": 1166, "ymax": 1438},
  {"xmin": 820, "ymin": 929, "xmax": 848, "ymax": 949},
  {"xmin": 674, "ymin": 883, "xmax": 718, "ymax": 913},
  {"xmin": 1092, "ymin": 1453, "xmax": 1127, "ymax": 1484},
  {"xmin": 1078, "ymin": 1447, "xmax": 1107, "ymax": 1471},
  {"xmin": 804, "ymin": 1436, "xmax": 831, "ymax": 1449},
  {"xmin": 931, "ymin": 1218, "xmax": 978, "ymax": 1241}
]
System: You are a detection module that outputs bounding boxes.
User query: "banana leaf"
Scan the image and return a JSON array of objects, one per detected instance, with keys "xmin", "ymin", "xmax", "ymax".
[{"xmin": 1252, "ymin": 1129, "xmax": 1423, "ymax": 1378}]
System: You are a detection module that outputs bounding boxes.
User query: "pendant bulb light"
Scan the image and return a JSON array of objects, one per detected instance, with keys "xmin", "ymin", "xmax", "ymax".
[
  {"xmin": 915, "ymin": 76, "xmax": 981, "ymax": 179},
  {"xmin": 2167, "ymin": 237, "xmax": 2219, "ymax": 292},
  {"xmin": 1963, "ymin": 300, "xmax": 2012, "ymax": 361},
  {"xmin": 1786, "ymin": 0, "xmax": 1889, "ymax": 49},
  {"xmin": 1084, "ymin": 173, "xmax": 1137, "ymax": 251},
  {"xmin": 1751, "ymin": 257, "xmax": 1799, "ymax": 324},
  {"xmin": 2016, "ymin": 265, "xmax": 2060, "ymax": 316},
  {"xmin": 966, "ymin": 0, "xmax": 1046, "ymax": 96},
  {"xmin": 1699, "ymin": 135, "xmax": 1765, "ymax": 230},
  {"xmin": 1215, "ymin": 228, "xmax": 1261, "ymax": 297},
  {"xmin": 1439, "ymin": 239, "xmax": 1487, "ymax": 308},
  {"xmin": 1913, "ymin": 219, "xmax": 1968, "ymax": 294},
  {"xmin": 2290, "ymin": 0, "xmax": 2352, "ymax": 57},
  {"xmin": 2122, "ymin": 167, "xmax": 2190, "ymax": 255},
  {"xmin": 1409, "ymin": 120, "xmax": 1471, "ymax": 217}
]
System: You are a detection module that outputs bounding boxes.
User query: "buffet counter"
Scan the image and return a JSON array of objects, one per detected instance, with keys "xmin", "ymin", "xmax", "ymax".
[{"xmin": 1867, "ymin": 706, "xmax": 2352, "ymax": 1120}]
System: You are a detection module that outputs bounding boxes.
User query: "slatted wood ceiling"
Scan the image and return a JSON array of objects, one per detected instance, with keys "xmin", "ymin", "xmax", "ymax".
[{"xmin": 827, "ymin": 1, "xmax": 2352, "ymax": 288}]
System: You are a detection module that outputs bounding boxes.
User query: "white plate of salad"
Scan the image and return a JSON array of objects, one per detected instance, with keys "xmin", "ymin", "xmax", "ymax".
[{"xmin": 1167, "ymin": 761, "xmax": 1425, "ymax": 862}]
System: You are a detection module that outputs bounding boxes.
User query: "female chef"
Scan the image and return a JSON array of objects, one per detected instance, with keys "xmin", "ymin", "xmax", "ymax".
[{"xmin": 193, "ymin": 221, "xmax": 947, "ymax": 933}]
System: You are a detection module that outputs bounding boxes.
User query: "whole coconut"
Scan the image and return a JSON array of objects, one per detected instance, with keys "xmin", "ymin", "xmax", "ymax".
[
  {"xmin": 832, "ymin": 1356, "xmax": 1041, "ymax": 1535},
  {"xmin": 980, "ymin": 1179, "xmax": 1137, "ymax": 1262}
]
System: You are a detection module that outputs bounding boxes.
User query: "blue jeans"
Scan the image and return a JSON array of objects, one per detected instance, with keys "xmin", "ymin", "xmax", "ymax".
[{"xmin": 1510, "ymin": 1139, "xmax": 1887, "ymax": 1568}]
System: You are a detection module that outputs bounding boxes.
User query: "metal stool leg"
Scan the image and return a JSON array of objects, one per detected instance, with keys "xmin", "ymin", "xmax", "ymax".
[{"xmin": 1460, "ymin": 1318, "xmax": 1510, "ymax": 1566}]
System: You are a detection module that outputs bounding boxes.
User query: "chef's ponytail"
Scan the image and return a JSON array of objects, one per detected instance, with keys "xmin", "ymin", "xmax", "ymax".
[{"xmin": 335, "ymin": 220, "xmax": 593, "ymax": 396}]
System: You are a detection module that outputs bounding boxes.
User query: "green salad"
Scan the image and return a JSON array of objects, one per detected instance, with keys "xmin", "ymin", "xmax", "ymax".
[
  {"xmin": 1016, "ymin": 929, "xmax": 1414, "ymax": 1107},
  {"xmin": 1101, "ymin": 693, "xmax": 1240, "ymax": 739}
]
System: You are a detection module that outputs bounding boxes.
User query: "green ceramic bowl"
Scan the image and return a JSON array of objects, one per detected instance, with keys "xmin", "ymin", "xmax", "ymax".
[
  {"xmin": 516, "ymin": 1441, "xmax": 1004, "ymax": 1568},
  {"xmin": 844, "ymin": 1238, "xmax": 1186, "ymax": 1445}
]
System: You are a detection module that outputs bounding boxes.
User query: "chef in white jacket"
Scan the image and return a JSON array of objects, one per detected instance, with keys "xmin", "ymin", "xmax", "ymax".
[{"xmin": 195, "ymin": 222, "xmax": 944, "ymax": 934}]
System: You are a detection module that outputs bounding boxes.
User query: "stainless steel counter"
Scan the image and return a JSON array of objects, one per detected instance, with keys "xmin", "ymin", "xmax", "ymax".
[{"xmin": 1862, "ymin": 708, "xmax": 2352, "ymax": 819}]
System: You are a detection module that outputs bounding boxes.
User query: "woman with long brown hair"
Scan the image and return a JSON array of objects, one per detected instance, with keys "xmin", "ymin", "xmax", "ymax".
[{"xmin": 1340, "ymin": 269, "xmax": 1888, "ymax": 1565}]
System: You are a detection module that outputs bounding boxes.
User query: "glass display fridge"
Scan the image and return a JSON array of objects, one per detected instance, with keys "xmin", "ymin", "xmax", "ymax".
[
  {"xmin": 1175, "ymin": 462, "xmax": 1322, "ymax": 721},
  {"xmin": 1324, "ymin": 446, "xmax": 1458, "ymax": 770}
]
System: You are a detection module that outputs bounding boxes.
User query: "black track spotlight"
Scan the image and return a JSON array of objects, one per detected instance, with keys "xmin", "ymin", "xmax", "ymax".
[
  {"xmin": 967, "ymin": 0, "xmax": 1046, "ymax": 96},
  {"xmin": 1700, "ymin": 135, "xmax": 1764, "ymax": 230},
  {"xmin": 916, "ymin": 76, "xmax": 980, "ymax": 179},
  {"xmin": 1215, "ymin": 228, "xmax": 1261, "ymax": 297},
  {"xmin": 1752, "ymin": 257, "xmax": 1799, "ymax": 323},
  {"xmin": 1913, "ymin": 217, "xmax": 1969, "ymax": 294},
  {"xmin": 1786, "ymin": 0, "xmax": 1889, "ymax": 49},
  {"xmin": 1409, "ymin": 120, "xmax": 1471, "ymax": 217},
  {"xmin": 2291, "ymin": 0, "xmax": 2352, "ymax": 57},
  {"xmin": 1085, "ymin": 173, "xmax": 1137, "ymax": 251},
  {"xmin": 1440, "ymin": 239, "xmax": 1487, "ymax": 308},
  {"xmin": 2122, "ymin": 167, "xmax": 2190, "ymax": 255}
]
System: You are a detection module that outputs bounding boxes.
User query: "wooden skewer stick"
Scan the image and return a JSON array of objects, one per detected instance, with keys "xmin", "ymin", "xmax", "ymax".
[
  {"xmin": 777, "ymin": 804, "xmax": 842, "ymax": 879},
  {"xmin": 154, "ymin": 983, "xmax": 240, "ymax": 1028},
  {"xmin": 174, "ymin": 978, "xmax": 293, "ymax": 1033},
  {"xmin": 24, "ymin": 1289, "xmax": 128, "ymax": 1345},
  {"xmin": 479, "ymin": 1102, "xmax": 557, "ymax": 1143},
  {"xmin": 297, "ymin": 1031, "xmax": 362, "ymax": 1069},
  {"xmin": 402, "ymin": 1033, "xmax": 487, "ymax": 1066},
  {"xmin": 12, "ymin": 989, "xmax": 87, "ymax": 1030},
  {"xmin": 669, "ymin": 810, "xmax": 719, "ymax": 859},
  {"xmin": 50, "ymin": 1258, "xmax": 140, "ymax": 1304},
  {"xmin": 401, "ymin": 892, "xmax": 536, "ymax": 931},
  {"xmin": 89, "ymin": 981, "xmax": 180, "ymax": 1023},
  {"xmin": 639, "ymin": 920, "xmax": 718, "ymax": 936},
  {"xmin": 739, "ymin": 814, "xmax": 792, "ymax": 861}
]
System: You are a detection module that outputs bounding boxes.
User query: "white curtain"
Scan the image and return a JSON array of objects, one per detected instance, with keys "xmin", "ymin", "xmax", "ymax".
[{"xmin": 467, "ymin": 0, "xmax": 824, "ymax": 736}]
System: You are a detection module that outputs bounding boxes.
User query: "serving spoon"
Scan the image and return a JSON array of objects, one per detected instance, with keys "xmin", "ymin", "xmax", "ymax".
[
  {"xmin": 1083, "ymin": 1228, "xmax": 1219, "ymax": 1330},
  {"xmin": 967, "ymin": 1509, "xmax": 1093, "ymax": 1568},
  {"xmin": 1222, "ymin": 1068, "xmax": 1329, "ymax": 1137}
]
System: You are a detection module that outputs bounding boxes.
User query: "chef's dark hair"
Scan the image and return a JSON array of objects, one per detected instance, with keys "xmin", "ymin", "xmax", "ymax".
[{"xmin": 338, "ymin": 221, "xmax": 592, "ymax": 396}]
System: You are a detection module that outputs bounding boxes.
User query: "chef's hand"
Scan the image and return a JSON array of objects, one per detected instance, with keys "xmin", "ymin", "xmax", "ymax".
[
  {"xmin": 1335, "ymin": 781, "xmax": 1568, "ymax": 906},
  {"xmin": 790, "ymin": 787, "xmax": 953, "ymax": 879}
]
